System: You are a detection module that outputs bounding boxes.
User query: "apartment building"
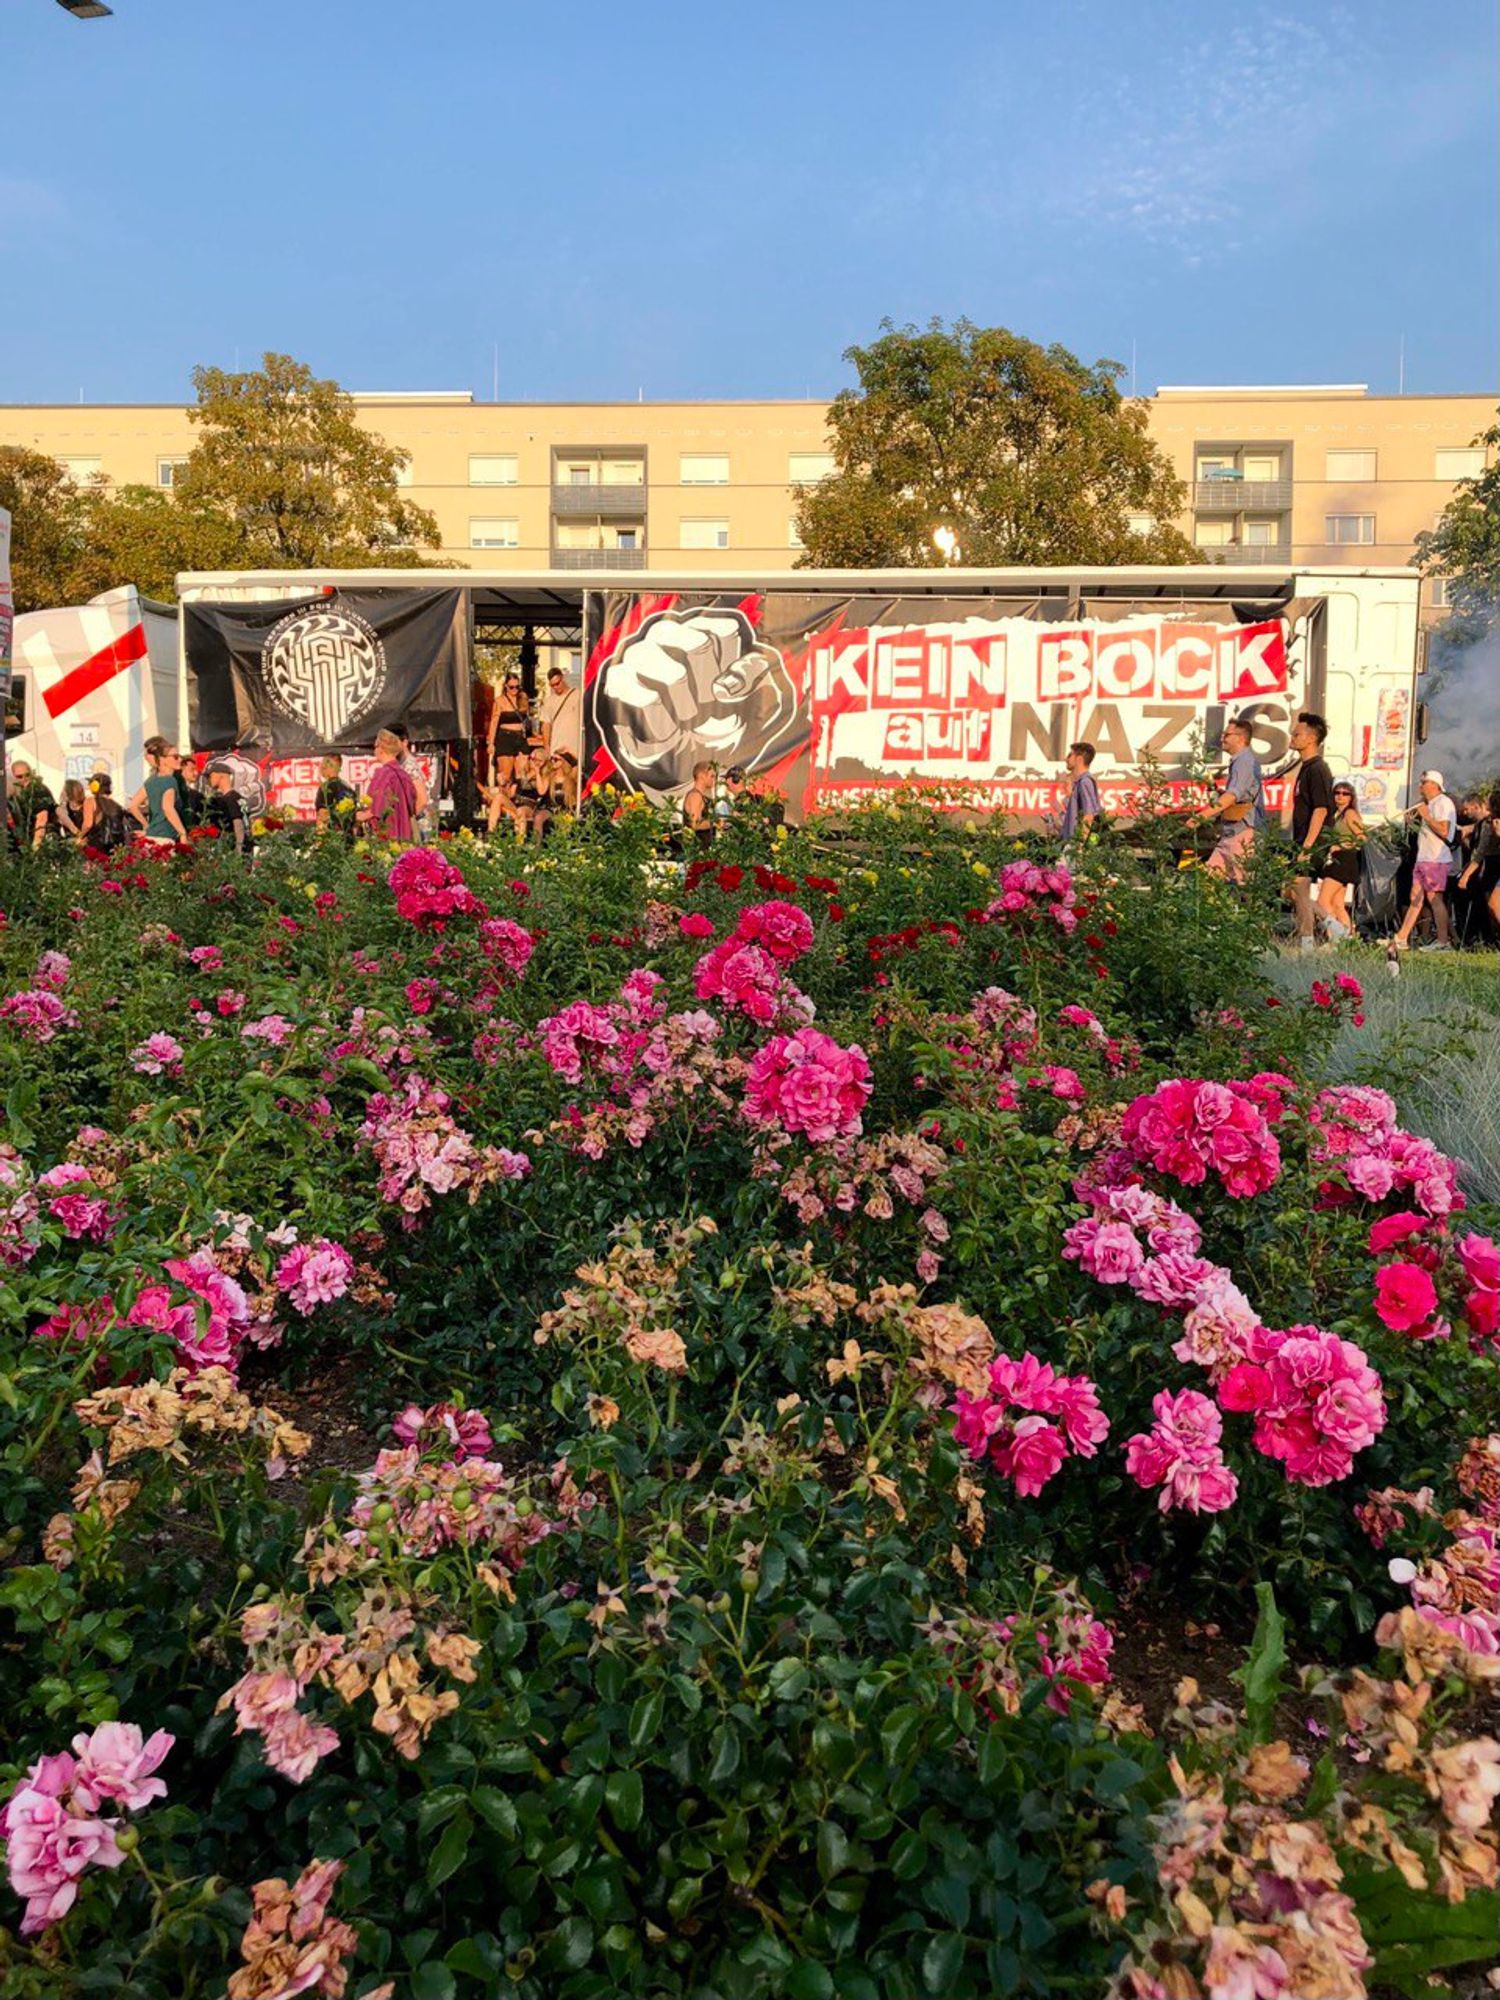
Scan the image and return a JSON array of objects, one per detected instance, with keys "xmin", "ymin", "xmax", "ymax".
[{"xmin": 1, "ymin": 383, "xmax": 1491, "ymax": 616}]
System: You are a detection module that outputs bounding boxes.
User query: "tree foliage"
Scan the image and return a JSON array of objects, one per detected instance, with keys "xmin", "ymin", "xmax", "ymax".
[
  {"xmin": 0, "ymin": 446, "xmax": 89, "ymax": 612},
  {"xmin": 1, "ymin": 356, "xmax": 444, "ymax": 612},
  {"xmin": 793, "ymin": 319, "xmax": 1195, "ymax": 570},
  {"xmin": 175, "ymin": 353, "xmax": 442, "ymax": 569},
  {"xmin": 1415, "ymin": 412, "xmax": 1500, "ymax": 644}
]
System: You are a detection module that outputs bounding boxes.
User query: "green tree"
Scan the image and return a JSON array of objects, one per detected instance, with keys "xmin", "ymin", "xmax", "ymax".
[
  {"xmin": 793, "ymin": 319, "xmax": 1195, "ymax": 570},
  {"xmin": 1415, "ymin": 412, "xmax": 1500, "ymax": 643},
  {"xmin": 67, "ymin": 484, "xmax": 241, "ymax": 604},
  {"xmin": 173, "ymin": 352, "xmax": 443, "ymax": 569},
  {"xmin": 0, "ymin": 445, "xmax": 88, "ymax": 611}
]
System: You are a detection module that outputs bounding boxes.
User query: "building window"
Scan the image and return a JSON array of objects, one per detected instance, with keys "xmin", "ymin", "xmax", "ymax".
[
  {"xmin": 680, "ymin": 453, "xmax": 729, "ymax": 485},
  {"xmin": 1196, "ymin": 454, "xmax": 1240, "ymax": 482},
  {"xmin": 59, "ymin": 455, "xmax": 102, "ymax": 485},
  {"xmin": 1435, "ymin": 446, "xmax": 1485, "ymax": 481},
  {"xmin": 156, "ymin": 457, "xmax": 188, "ymax": 488},
  {"xmin": 1243, "ymin": 518, "xmax": 1281, "ymax": 547},
  {"xmin": 1428, "ymin": 577, "xmax": 1454, "ymax": 608},
  {"xmin": 469, "ymin": 454, "xmax": 518, "ymax": 485},
  {"xmin": 1194, "ymin": 519, "xmax": 1234, "ymax": 547},
  {"xmin": 788, "ymin": 518, "xmax": 805, "ymax": 549},
  {"xmin": 554, "ymin": 522, "xmax": 599, "ymax": 549},
  {"xmin": 1325, "ymin": 448, "xmax": 1376, "ymax": 481},
  {"xmin": 1326, "ymin": 515, "xmax": 1375, "ymax": 545},
  {"xmin": 469, "ymin": 517, "xmax": 520, "ymax": 549},
  {"xmin": 1125, "ymin": 512, "xmax": 1154, "ymax": 537},
  {"xmin": 789, "ymin": 451, "xmax": 835, "ymax": 483},
  {"xmin": 564, "ymin": 463, "xmax": 595, "ymax": 486},
  {"xmin": 680, "ymin": 518, "xmax": 730, "ymax": 550},
  {"xmin": 607, "ymin": 527, "xmax": 642, "ymax": 551},
  {"xmin": 1241, "ymin": 453, "xmax": 1281, "ymax": 483},
  {"xmin": 604, "ymin": 459, "xmax": 645, "ymax": 485}
]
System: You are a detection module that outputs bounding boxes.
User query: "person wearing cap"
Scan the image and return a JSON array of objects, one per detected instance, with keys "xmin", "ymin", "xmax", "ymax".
[
  {"xmin": 1392, "ymin": 769, "xmax": 1458, "ymax": 953},
  {"xmin": 7, "ymin": 761, "xmax": 56, "ymax": 849},
  {"xmin": 202, "ymin": 761, "xmax": 255, "ymax": 860}
]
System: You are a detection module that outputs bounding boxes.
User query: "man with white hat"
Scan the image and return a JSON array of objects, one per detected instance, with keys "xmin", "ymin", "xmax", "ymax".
[{"xmin": 1392, "ymin": 769, "xmax": 1458, "ymax": 952}]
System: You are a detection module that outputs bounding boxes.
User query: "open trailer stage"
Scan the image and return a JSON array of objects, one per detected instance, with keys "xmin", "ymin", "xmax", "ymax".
[{"xmin": 174, "ymin": 564, "xmax": 1426, "ymax": 826}]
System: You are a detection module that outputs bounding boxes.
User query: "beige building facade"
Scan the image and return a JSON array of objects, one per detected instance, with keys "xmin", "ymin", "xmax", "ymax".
[{"xmin": 1, "ymin": 382, "xmax": 1491, "ymax": 617}]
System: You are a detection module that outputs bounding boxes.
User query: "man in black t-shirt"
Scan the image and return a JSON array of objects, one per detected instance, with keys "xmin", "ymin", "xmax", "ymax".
[
  {"xmin": 1288, "ymin": 712, "xmax": 1335, "ymax": 949},
  {"xmin": 8, "ymin": 762, "xmax": 56, "ymax": 849},
  {"xmin": 203, "ymin": 762, "xmax": 255, "ymax": 859}
]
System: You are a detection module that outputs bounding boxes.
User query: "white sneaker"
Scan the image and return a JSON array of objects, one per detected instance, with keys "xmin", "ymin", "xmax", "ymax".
[
  {"xmin": 1321, "ymin": 918, "xmax": 1350, "ymax": 943},
  {"xmin": 1298, "ymin": 937, "xmax": 1317, "ymax": 953},
  {"xmin": 1417, "ymin": 941, "xmax": 1453, "ymax": 953}
]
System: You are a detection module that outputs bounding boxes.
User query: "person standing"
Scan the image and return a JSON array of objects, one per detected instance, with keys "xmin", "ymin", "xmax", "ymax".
[
  {"xmin": 1392, "ymin": 769, "xmax": 1458, "ymax": 953},
  {"xmin": 8, "ymin": 762, "xmax": 56, "ymax": 849},
  {"xmin": 540, "ymin": 664, "xmax": 582, "ymax": 762},
  {"xmin": 360, "ymin": 729, "xmax": 417, "ymax": 843},
  {"xmin": 681, "ymin": 761, "xmax": 717, "ymax": 843},
  {"xmin": 1316, "ymin": 782, "xmax": 1365, "ymax": 941},
  {"xmin": 202, "ymin": 762, "xmax": 255, "ymax": 859},
  {"xmin": 1456, "ymin": 787, "xmax": 1500, "ymax": 946},
  {"xmin": 389, "ymin": 722, "xmax": 431, "ymax": 841},
  {"xmin": 129, "ymin": 738, "xmax": 187, "ymax": 847},
  {"xmin": 487, "ymin": 674, "xmax": 531, "ymax": 787},
  {"xmin": 315, "ymin": 754, "xmax": 358, "ymax": 839},
  {"xmin": 1056, "ymin": 742, "xmax": 1102, "ymax": 851},
  {"xmin": 1200, "ymin": 715, "xmax": 1265, "ymax": 880},
  {"xmin": 1286, "ymin": 712, "xmax": 1335, "ymax": 950},
  {"xmin": 82, "ymin": 775, "xmax": 130, "ymax": 853},
  {"xmin": 56, "ymin": 778, "xmax": 89, "ymax": 844}
]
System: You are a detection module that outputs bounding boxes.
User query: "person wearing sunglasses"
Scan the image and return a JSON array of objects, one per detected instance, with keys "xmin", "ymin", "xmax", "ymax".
[
  {"xmin": 129, "ymin": 738, "xmax": 188, "ymax": 846},
  {"xmin": 1316, "ymin": 781, "xmax": 1365, "ymax": 943},
  {"xmin": 487, "ymin": 673, "xmax": 532, "ymax": 787}
]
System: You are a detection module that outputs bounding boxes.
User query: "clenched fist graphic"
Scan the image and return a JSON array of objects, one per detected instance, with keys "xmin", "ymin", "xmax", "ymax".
[{"xmin": 591, "ymin": 607, "xmax": 805, "ymax": 798}]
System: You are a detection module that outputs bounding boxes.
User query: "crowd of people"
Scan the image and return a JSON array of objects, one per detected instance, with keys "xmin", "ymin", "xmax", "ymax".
[
  {"xmin": 9, "ymin": 701, "xmax": 1500, "ymax": 958},
  {"xmin": 1052, "ymin": 716, "xmax": 1500, "ymax": 954}
]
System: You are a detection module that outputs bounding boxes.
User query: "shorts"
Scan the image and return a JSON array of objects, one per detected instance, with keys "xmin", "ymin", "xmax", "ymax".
[
  {"xmin": 1413, "ymin": 860, "xmax": 1452, "ymax": 896},
  {"xmin": 1206, "ymin": 825, "xmax": 1255, "ymax": 875}
]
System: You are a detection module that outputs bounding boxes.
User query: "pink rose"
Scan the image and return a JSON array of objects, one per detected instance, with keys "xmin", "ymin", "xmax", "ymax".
[{"xmin": 1373, "ymin": 1261, "xmax": 1439, "ymax": 1334}]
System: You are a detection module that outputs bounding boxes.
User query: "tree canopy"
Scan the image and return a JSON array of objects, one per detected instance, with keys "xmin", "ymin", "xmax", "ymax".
[
  {"xmin": 793, "ymin": 320, "xmax": 1195, "ymax": 570},
  {"xmin": 174, "ymin": 353, "xmax": 441, "ymax": 570},
  {"xmin": 1415, "ymin": 413, "xmax": 1500, "ymax": 645},
  {"xmin": 2, "ymin": 355, "xmax": 444, "ymax": 612}
]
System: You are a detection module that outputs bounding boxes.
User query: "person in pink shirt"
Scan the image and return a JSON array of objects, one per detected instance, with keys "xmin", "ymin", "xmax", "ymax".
[{"xmin": 360, "ymin": 729, "xmax": 417, "ymax": 843}]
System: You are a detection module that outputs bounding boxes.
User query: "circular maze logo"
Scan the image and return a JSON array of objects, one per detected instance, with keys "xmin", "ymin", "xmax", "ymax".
[{"xmin": 262, "ymin": 604, "xmax": 387, "ymax": 743}]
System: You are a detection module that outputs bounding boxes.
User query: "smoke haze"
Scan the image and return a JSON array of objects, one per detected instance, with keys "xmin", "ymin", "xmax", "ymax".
[{"xmin": 1423, "ymin": 628, "xmax": 1500, "ymax": 792}]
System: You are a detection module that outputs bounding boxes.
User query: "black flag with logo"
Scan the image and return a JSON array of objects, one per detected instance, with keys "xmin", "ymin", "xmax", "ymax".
[{"xmin": 185, "ymin": 588, "xmax": 472, "ymax": 754}]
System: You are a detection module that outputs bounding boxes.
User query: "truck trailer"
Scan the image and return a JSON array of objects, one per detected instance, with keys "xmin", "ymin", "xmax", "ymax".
[{"xmin": 175, "ymin": 564, "xmax": 1425, "ymax": 824}]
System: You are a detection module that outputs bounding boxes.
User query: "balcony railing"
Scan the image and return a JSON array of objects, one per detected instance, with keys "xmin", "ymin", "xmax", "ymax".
[
  {"xmin": 1194, "ymin": 479, "xmax": 1292, "ymax": 513},
  {"xmin": 552, "ymin": 482, "xmax": 647, "ymax": 519},
  {"xmin": 550, "ymin": 547, "xmax": 648, "ymax": 571},
  {"xmin": 1206, "ymin": 544, "xmax": 1292, "ymax": 565}
]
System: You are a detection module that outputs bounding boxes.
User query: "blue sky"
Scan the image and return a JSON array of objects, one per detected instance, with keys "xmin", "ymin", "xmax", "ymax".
[{"xmin": 4, "ymin": 0, "xmax": 1495, "ymax": 404}]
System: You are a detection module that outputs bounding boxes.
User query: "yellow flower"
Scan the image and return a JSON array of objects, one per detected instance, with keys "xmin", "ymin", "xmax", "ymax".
[
  {"xmin": 971, "ymin": 862, "xmax": 989, "ymax": 878},
  {"xmin": 303, "ymin": 882, "xmax": 319, "ymax": 900}
]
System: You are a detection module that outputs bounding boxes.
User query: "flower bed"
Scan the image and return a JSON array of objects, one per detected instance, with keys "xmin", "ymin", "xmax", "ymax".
[{"xmin": 0, "ymin": 801, "xmax": 1495, "ymax": 1999}]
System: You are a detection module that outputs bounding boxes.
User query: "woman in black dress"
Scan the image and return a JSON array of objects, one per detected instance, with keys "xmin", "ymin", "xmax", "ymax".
[
  {"xmin": 1317, "ymin": 782, "xmax": 1364, "ymax": 939},
  {"xmin": 487, "ymin": 674, "xmax": 531, "ymax": 788}
]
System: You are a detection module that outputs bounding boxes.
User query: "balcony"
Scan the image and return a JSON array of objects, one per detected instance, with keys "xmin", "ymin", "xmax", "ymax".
[
  {"xmin": 1194, "ymin": 479, "xmax": 1293, "ymax": 513},
  {"xmin": 552, "ymin": 482, "xmax": 647, "ymax": 519},
  {"xmin": 550, "ymin": 547, "xmax": 648, "ymax": 571},
  {"xmin": 1207, "ymin": 544, "xmax": 1292, "ymax": 566}
]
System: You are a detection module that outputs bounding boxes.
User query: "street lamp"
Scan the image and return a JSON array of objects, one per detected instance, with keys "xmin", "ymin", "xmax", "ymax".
[{"xmin": 56, "ymin": 2, "xmax": 114, "ymax": 17}]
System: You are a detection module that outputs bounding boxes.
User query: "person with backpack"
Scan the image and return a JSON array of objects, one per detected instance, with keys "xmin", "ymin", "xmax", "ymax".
[
  {"xmin": 81, "ymin": 775, "xmax": 131, "ymax": 853},
  {"xmin": 1392, "ymin": 769, "xmax": 1458, "ymax": 954}
]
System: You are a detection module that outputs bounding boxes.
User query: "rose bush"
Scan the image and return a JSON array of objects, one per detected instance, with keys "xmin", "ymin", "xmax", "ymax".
[{"xmin": 0, "ymin": 796, "xmax": 1493, "ymax": 1997}]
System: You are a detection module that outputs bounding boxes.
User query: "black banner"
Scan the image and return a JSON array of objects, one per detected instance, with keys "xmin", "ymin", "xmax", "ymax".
[{"xmin": 185, "ymin": 588, "xmax": 471, "ymax": 755}]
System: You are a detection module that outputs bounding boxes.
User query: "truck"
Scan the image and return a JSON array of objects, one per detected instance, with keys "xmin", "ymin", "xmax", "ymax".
[
  {"xmin": 6, "ymin": 586, "xmax": 184, "ymax": 800},
  {"xmin": 174, "ymin": 564, "xmax": 1426, "ymax": 825}
]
